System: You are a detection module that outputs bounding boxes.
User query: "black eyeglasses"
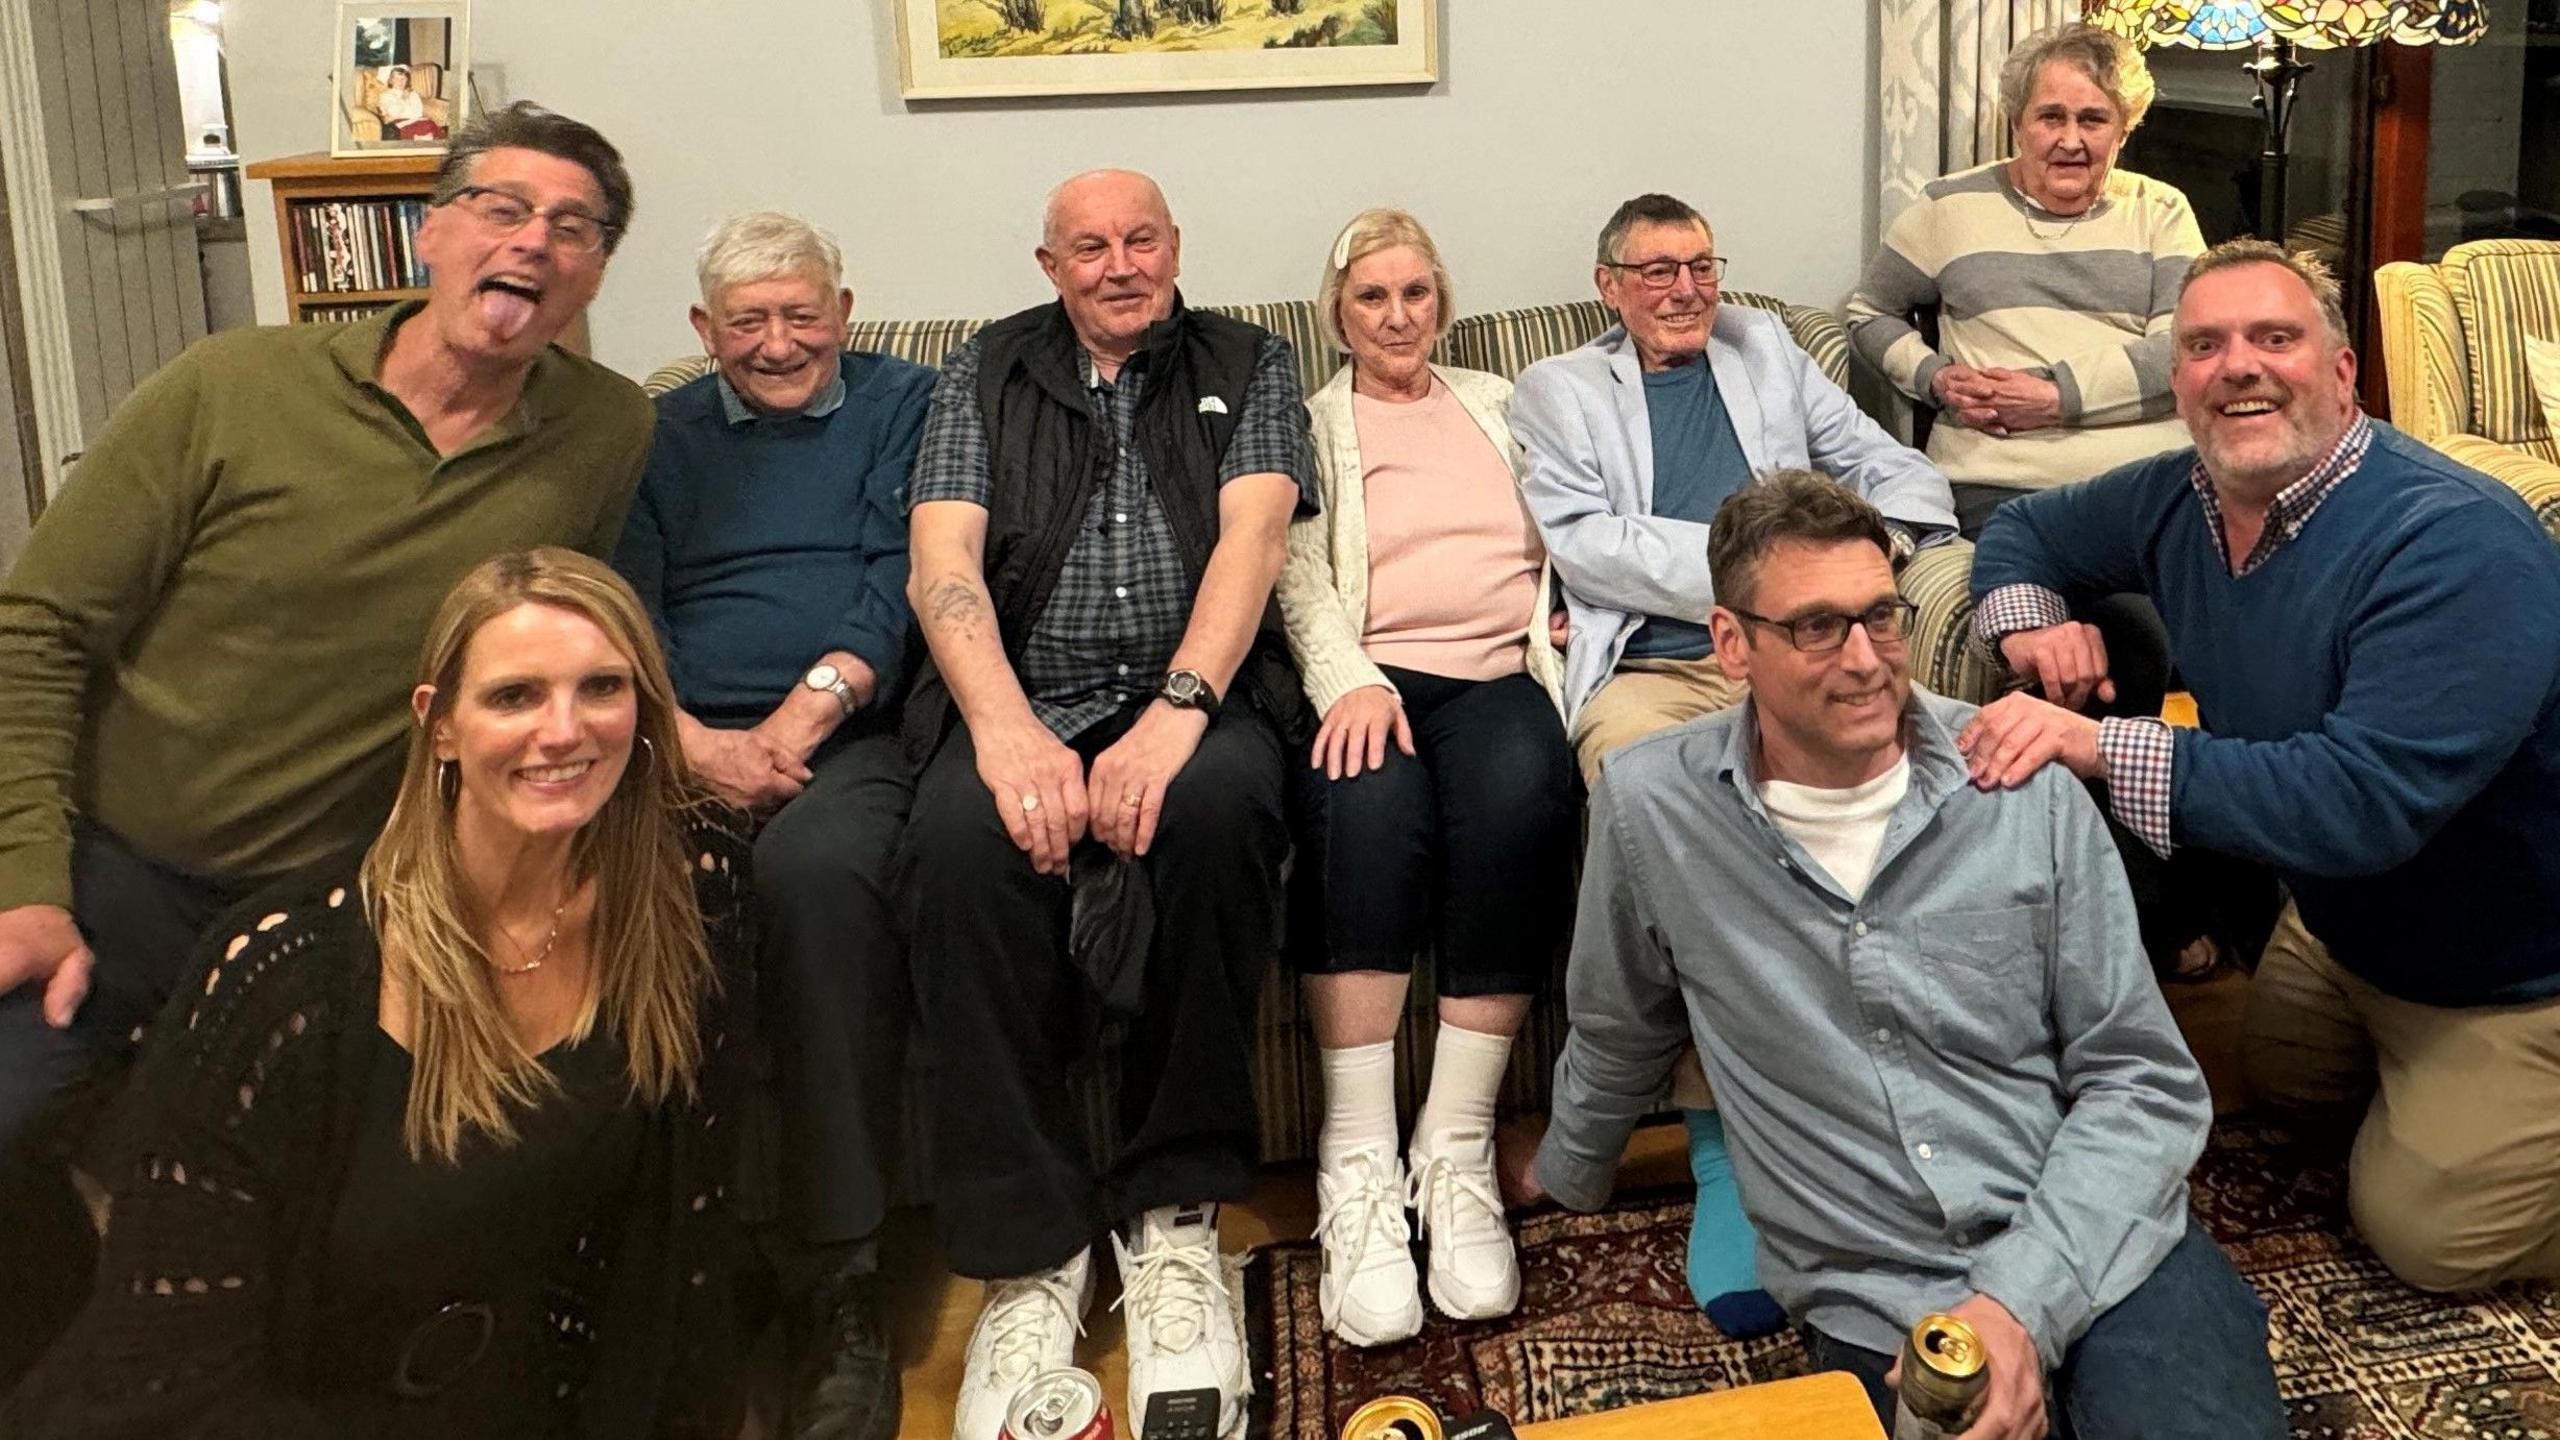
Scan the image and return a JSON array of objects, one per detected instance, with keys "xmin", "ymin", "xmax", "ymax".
[
  {"xmin": 441, "ymin": 185, "xmax": 616, "ymax": 255},
  {"xmin": 1603, "ymin": 254, "xmax": 1729, "ymax": 290},
  {"xmin": 1727, "ymin": 598, "xmax": 1916, "ymax": 653}
]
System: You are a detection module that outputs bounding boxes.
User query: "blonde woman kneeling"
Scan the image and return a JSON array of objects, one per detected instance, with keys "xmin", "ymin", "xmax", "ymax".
[{"xmin": 6, "ymin": 549, "xmax": 750, "ymax": 1437}]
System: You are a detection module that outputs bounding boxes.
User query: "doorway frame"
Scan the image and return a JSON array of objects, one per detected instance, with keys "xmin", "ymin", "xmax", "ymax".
[{"xmin": 0, "ymin": 0, "xmax": 90, "ymax": 508}]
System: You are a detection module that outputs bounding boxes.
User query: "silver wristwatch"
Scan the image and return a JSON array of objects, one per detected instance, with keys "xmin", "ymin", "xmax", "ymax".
[{"xmin": 803, "ymin": 662, "xmax": 858, "ymax": 716}]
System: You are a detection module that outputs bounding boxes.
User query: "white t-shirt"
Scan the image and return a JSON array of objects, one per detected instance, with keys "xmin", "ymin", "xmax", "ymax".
[
  {"xmin": 377, "ymin": 84, "xmax": 426, "ymax": 124},
  {"xmin": 1758, "ymin": 756, "xmax": 1913, "ymax": 902}
]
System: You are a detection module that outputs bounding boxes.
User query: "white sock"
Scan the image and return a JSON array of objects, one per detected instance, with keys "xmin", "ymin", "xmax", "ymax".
[
  {"xmin": 1317, "ymin": 1040, "xmax": 1399, "ymax": 1170},
  {"xmin": 1412, "ymin": 1023, "xmax": 1513, "ymax": 1150}
]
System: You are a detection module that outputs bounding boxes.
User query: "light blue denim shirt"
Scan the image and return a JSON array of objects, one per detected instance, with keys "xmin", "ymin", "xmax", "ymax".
[{"xmin": 1535, "ymin": 688, "xmax": 2210, "ymax": 1368}]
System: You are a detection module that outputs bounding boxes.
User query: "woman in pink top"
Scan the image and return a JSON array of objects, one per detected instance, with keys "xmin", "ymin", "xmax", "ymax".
[{"xmin": 1274, "ymin": 209, "xmax": 1576, "ymax": 1347}]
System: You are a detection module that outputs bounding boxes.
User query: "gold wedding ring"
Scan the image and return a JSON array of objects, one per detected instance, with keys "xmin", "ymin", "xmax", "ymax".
[
  {"xmin": 1123, "ymin": 794, "xmax": 1143, "ymax": 808},
  {"xmin": 1020, "ymin": 793, "xmax": 1041, "ymax": 813}
]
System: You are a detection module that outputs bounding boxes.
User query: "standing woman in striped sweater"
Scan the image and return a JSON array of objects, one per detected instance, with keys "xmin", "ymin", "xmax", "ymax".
[{"xmin": 1847, "ymin": 23, "xmax": 2257, "ymax": 978}]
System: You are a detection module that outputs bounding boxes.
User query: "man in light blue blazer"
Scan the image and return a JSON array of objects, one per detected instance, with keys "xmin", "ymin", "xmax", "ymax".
[{"xmin": 1512, "ymin": 193, "xmax": 1956, "ymax": 783}]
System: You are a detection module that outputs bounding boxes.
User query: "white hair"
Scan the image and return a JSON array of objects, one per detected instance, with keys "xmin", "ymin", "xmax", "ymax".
[
  {"xmin": 694, "ymin": 210, "xmax": 843, "ymax": 308},
  {"xmin": 2000, "ymin": 22, "xmax": 2158, "ymax": 135}
]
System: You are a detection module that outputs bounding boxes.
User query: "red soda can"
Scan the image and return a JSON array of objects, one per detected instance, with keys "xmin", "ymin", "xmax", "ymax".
[{"xmin": 1004, "ymin": 1366, "xmax": 1115, "ymax": 1440}]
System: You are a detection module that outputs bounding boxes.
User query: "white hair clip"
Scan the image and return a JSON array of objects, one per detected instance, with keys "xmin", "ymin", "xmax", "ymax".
[{"xmin": 1329, "ymin": 219, "xmax": 1360, "ymax": 273}]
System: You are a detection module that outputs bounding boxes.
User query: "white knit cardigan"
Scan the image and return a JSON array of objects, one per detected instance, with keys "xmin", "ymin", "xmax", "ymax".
[{"xmin": 1275, "ymin": 362, "xmax": 1565, "ymax": 718}]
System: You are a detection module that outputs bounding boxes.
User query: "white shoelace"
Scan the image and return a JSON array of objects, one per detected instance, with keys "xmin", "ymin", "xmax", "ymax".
[
  {"xmin": 1410, "ymin": 1147, "xmax": 1506, "ymax": 1247},
  {"xmin": 1111, "ymin": 1234, "xmax": 1225, "ymax": 1355},
  {"xmin": 981, "ymin": 1268, "xmax": 1087, "ymax": 1383},
  {"xmin": 1315, "ymin": 1151, "xmax": 1410, "ymax": 1283}
]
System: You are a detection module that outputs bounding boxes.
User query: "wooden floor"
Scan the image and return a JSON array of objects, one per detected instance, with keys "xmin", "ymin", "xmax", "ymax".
[{"xmin": 872, "ymin": 969, "xmax": 2251, "ymax": 1436}]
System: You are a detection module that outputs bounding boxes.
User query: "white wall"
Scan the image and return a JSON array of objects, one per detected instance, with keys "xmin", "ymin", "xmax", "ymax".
[{"xmin": 225, "ymin": 0, "xmax": 1878, "ymax": 379}]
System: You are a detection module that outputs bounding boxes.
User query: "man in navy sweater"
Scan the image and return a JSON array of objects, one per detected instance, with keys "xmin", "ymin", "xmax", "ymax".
[
  {"xmin": 1964, "ymin": 238, "xmax": 2560, "ymax": 1294},
  {"xmin": 612, "ymin": 211, "xmax": 932, "ymax": 1440}
]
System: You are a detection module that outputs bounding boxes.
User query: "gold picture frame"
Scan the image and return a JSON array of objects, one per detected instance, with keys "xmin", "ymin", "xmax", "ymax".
[{"xmin": 895, "ymin": 0, "xmax": 1438, "ymax": 100}]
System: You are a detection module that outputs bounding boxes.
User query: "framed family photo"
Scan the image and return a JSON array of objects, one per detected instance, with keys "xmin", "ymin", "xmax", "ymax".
[
  {"xmin": 329, "ymin": 1, "xmax": 472, "ymax": 157},
  {"xmin": 895, "ymin": 0, "xmax": 1438, "ymax": 100}
]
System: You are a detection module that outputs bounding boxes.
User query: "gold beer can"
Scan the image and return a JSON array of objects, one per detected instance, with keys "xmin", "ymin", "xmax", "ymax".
[
  {"xmin": 1894, "ymin": 1312, "xmax": 1990, "ymax": 1440},
  {"xmin": 1340, "ymin": 1394, "xmax": 1445, "ymax": 1440}
]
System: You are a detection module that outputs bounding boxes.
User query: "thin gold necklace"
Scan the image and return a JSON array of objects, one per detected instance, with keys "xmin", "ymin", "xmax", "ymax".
[
  {"xmin": 490, "ymin": 899, "xmax": 569, "ymax": 977},
  {"xmin": 2022, "ymin": 205, "xmax": 2091, "ymax": 242}
]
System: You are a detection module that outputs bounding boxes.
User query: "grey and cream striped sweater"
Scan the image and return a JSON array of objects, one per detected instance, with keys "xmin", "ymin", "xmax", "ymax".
[{"xmin": 1846, "ymin": 161, "xmax": 2203, "ymax": 489}]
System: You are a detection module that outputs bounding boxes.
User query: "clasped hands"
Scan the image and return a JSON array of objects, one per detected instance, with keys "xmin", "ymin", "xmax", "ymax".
[
  {"xmin": 976, "ymin": 702, "xmax": 1209, "ymax": 874},
  {"xmin": 687, "ymin": 724, "xmax": 813, "ymax": 812},
  {"xmin": 1955, "ymin": 622, "xmax": 2113, "ymax": 791},
  {"xmin": 1933, "ymin": 365, "xmax": 2063, "ymax": 438},
  {"xmin": 682, "ymin": 659, "xmax": 877, "ymax": 813}
]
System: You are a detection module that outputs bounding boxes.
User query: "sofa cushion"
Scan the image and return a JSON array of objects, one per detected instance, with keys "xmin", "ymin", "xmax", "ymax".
[
  {"xmin": 1440, "ymin": 292, "xmax": 1849, "ymax": 389},
  {"xmin": 645, "ymin": 292, "xmax": 1850, "ymax": 400},
  {"xmin": 2527, "ymin": 334, "xmax": 2560, "ymax": 444},
  {"xmin": 2442, "ymin": 239, "xmax": 2560, "ymax": 460}
]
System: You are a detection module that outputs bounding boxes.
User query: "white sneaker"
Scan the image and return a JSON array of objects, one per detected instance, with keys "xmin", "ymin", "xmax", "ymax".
[
  {"xmin": 953, "ymin": 1249, "xmax": 1094, "ymax": 1440},
  {"xmin": 1410, "ymin": 1127, "xmax": 1520, "ymax": 1321},
  {"xmin": 1111, "ymin": 1203, "xmax": 1246, "ymax": 1440},
  {"xmin": 1313, "ymin": 1146, "xmax": 1422, "ymax": 1346}
]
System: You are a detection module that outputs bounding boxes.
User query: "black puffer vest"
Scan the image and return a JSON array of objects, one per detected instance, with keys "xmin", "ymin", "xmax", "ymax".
[{"xmin": 904, "ymin": 296, "xmax": 1310, "ymax": 766}]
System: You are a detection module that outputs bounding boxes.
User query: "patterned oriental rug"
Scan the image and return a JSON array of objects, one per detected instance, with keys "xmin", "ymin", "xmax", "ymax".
[{"xmin": 1241, "ymin": 1122, "xmax": 2560, "ymax": 1439}]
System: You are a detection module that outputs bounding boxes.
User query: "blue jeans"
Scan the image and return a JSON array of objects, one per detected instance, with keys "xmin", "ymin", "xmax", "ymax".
[{"xmin": 1800, "ymin": 1223, "xmax": 2284, "ymax": 1439}]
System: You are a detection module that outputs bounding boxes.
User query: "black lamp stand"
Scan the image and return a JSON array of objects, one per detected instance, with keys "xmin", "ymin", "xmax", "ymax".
[{"xmin": 2243, "ymin": 36, "xmax": 2316, "ymax": 240}]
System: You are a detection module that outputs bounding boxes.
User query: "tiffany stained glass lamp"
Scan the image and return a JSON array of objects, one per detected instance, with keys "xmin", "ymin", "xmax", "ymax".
[{"xmin": 2083, "ymin": 1, "xmax": 2486, "ymax": 237}]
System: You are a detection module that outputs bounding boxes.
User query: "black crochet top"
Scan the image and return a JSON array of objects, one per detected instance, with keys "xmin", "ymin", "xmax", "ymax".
[{"xmin": 2, "ymin": 812, "xmax": 755, "ymax": 1439}]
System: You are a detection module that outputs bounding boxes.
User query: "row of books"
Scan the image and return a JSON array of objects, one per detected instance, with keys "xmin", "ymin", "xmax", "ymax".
[
  {"xmin": 288, "ymin": 198, "xmax": 428, "ymax": 295},
  {"xmin": 298, "ymin": 301, "xmax": 399, "ymax": 326}
]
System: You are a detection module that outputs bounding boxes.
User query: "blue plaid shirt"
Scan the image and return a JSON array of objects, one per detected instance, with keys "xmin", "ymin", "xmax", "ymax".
[{"xmin": 910, "ymin": 327, "xmax": 1313, "ymax": 738}]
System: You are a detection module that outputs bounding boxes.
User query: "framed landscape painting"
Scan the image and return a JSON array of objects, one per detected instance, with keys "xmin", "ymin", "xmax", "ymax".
[{"xmin": 896, "ymin": 0, "xmax": 1437, "ymax": 100}]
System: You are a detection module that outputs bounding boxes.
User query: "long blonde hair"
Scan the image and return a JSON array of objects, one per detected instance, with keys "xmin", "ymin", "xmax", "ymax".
[{"xmin": 362, "ymin": 547, "xmax": 711, "ymax": 1163}]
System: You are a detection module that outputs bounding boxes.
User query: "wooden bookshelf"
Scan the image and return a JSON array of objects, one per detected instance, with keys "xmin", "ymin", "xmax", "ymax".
[
  {"xmin": 245, "ymin": 151, "xmax": 440, "ymax": 326},
  {"xmin": 243, "ymin": 151, "xmax": 588, "ymax": 354}
]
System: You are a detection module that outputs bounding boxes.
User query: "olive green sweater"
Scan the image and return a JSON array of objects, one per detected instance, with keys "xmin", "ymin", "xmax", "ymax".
[{"xmin": 0, "ymin": 304, "xmax": 651, "ymax": 909}]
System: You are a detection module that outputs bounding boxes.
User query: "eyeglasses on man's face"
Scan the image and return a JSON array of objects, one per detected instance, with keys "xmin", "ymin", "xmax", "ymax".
[
  {"xmin": 1727, "ymin": 597, "xmax": 1916, "ymax": 653},
  {"xmin": 443, "ymin": 185, "xmax": 615, "ymax": 256},
  {"xmin": 1603, "ymin": 254, "xmax": 1730, "ymax": 290}
]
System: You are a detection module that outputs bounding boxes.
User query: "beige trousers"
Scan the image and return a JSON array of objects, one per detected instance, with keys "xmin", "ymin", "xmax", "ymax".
[
  {"xmin": 1570, "ymin": 657, "xmax": 1750, "ymax": 786},
  {"xmin": 2244, "ymin": 901, "xmax": 2560, "ymax": 1291}
]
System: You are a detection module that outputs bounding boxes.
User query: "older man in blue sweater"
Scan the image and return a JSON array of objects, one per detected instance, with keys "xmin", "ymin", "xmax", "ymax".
[
  {"xmin": 1965, "ymin": 238, "xmax": 2560, "ymax": 1294},
  {"xmin": 612, "ymin": 211, "xmax": 932, "ymax": 1440}
]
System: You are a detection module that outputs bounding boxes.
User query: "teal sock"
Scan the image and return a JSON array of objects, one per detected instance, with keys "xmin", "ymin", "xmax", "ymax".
[{"xmin": 1685, "ymin": 1109, "xmax": 1784, "ymax": 1338}]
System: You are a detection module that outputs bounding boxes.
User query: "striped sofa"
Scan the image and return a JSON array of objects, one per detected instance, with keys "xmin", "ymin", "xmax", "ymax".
[
  {"xmin": 2375, "ymin": 238, "xmax": 2560, "ymax": 540},
  {"xmin": 646, "ymin": 292, "xmax": 1991, "ymax": 1168}
]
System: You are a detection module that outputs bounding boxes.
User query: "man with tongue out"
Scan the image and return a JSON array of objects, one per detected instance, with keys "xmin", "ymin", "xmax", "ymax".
[
  {"xmin": 1966, "ymin": 239, "xmax": 2560, "ymax": 1296},
  {"xmin": 0, "ymin": 100, "xmax": 649, "ymax": 1372}
]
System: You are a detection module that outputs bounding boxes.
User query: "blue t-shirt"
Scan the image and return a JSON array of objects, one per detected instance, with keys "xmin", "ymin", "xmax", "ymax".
[{"xmin": 1624, "ymin": 358, "xmax": 1754, "ymax": 660}]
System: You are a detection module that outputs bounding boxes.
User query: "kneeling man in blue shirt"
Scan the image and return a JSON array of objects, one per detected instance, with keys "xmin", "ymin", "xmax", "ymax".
[
  {"xmin": 1966, "ymin": 240, "xmax": 2560, "ymax": 1296},
  {"xmin": 1531, "ymin": 472, "xmax": 2282, "ymax": 1438}
]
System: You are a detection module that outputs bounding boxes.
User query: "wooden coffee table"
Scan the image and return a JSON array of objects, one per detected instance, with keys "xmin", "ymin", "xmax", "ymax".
[{"xmin": 1513, "ymin": 1372, "xmax": 1885, "ymax": 1439}]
